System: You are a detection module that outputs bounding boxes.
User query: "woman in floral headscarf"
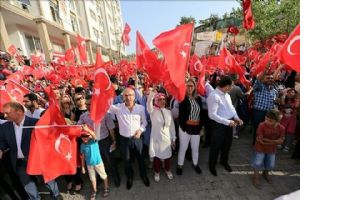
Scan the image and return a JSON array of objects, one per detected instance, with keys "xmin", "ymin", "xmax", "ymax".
[{"xmin": 147, "ymin": 89, "xmax": 176, "ymax": 182}]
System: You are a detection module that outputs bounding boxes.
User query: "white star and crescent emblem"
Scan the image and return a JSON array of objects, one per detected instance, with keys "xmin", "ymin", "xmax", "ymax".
[
  {"xmin": 194, "ymin": 60, "xmax": 203, "ymax": 72},
  {"xmin": 54, "ymin": 133, "xmax": 72, "ymax": 160},
  {"xmin": 287, "ymin": 35, "xmax": 300, "ymax": 56},
  {"xmin": 180, "ymin": 42, "xmax": 190, "ymax": 59},
  {"xmin": 93, "ymin": 68, "xmax": 112, "ymax": 96}
]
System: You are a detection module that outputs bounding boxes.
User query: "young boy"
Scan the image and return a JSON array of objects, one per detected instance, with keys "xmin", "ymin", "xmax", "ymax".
[
  {"xmin": 80, "ymin": 124, "xmax": 109, "ymax": 199},
  {"xmin": 251, "ymin": 109, "xmax": 285, "ymax": 189}
]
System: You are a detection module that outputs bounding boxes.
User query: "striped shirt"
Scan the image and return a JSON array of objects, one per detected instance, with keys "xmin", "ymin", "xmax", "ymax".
[{"xmin": 188, "ymin": 98, "xmax": 200, "ymax": 121}]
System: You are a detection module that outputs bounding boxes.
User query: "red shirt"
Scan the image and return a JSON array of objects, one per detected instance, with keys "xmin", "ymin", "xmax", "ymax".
[{"xmin": 254, "ymin": 122, "xmax": 285, "ymax": 153}]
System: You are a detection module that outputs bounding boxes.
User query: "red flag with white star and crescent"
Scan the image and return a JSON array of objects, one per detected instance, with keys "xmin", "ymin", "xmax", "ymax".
[
  {"xmin": 277, "ymin": 24, "xmax": 300, "ymax": 73},
  {"xmin": 90, "ymin": 47, "xmax": 115, "ymax": 124},
  {"xmin": 153, "ymin": 23, "xmax": 194, "ymax": 102}
]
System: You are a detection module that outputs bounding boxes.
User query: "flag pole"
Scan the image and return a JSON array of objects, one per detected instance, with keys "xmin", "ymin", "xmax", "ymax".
[{"xmin": 23, "ymin": 125, "xmax": 82, "ymax": 129}]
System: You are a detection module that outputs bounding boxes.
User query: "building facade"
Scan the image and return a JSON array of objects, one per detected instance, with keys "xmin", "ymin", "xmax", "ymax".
[{"xmin": 0, "ymin": 0, "xmax": 125, "ymax": 64}]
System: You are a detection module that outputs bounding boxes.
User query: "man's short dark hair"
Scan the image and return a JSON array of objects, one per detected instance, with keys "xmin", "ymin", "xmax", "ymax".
[
  {"xmin": 24, "ymin": 93, "xmax": 38, "ymax": 101},
  {"xmin": 75, "ymin": 86, "xmax": 85, "ymax": 94},
  {"xmin": 218, "ymin": 75, "xmax": 233, "ymax": 88},
  {"xmin": 3, "ymin": 102, "xmax": 25, "ymax": 112}
]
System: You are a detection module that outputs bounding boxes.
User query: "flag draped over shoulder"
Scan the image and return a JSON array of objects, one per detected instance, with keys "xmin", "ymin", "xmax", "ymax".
[
  {"xmin": 153, "ymin": 23, "xmax": 194, "ymax": 102},
  {"xmin": 27, "ymin": 86, "xmax": 81, "ymax": 183}
]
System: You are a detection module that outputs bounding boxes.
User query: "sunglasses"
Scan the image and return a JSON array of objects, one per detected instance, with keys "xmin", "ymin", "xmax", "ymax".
[{"xmin": 186, "ymin": 85, "xmax": 194, "ymax": 87}]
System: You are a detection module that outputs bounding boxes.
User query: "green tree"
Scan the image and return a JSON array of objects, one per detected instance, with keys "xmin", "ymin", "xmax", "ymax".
[
  {"xmin": 179, "ymin": 16, "xmax": 196, "ymax": 25},
  {"xmin": 236, "ymin": 0, "xmax": 300, "ymax": 41}
]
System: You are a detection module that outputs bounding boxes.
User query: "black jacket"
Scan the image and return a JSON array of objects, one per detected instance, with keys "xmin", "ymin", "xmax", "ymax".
[
  {"xmin": 178, "ymin": 96, "xmax": 204, "ymax": 135},
  {"xmin": 0, "ymin": 116, "xmax": 38, "ymax": 171}
]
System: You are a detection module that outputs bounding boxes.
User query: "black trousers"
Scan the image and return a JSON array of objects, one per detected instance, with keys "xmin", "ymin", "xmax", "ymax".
[
  {"xmin": 119, "ymin": 135, "xmax": 147, "ymax": 179},
  {"xmin": 208, "ymin": 120, "xmax": 233, "ymax": 168},
  {"xmin": 98, "ymin": 137, "xmax": 120, "ymax": 182}
]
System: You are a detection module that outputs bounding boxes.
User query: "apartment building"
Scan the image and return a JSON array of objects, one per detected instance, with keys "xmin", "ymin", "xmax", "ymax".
[{"xmin": 0, "ymin": 0, "xmax": 125, "ymax": 64}]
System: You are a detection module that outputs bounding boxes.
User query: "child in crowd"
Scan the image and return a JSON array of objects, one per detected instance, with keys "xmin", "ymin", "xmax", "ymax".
[
  {"xmin": 80, "ymin": 124, "xmax": 109, "ymax": 199},
  {"xmin": 279, "ymin": 88, "xmax": 299, "ymax": 152},
  {"xmin": 251, "ymin": 109, "xmax": 285, "ymax": 189}
]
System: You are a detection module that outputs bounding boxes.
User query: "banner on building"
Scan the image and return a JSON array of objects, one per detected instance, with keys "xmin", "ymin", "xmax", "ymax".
[
  {"xmin": 194, "ymin": 41, "xmax": 213, "ymax": 57},
  {"xmin": 196, "ymin": 31, "xmax": 216, "ymax": 42}
]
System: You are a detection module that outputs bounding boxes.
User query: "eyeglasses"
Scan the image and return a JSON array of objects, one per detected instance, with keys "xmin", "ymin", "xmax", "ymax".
[
  {"xmin": 186, "ymin": 85, "xmax": 194, "ymax": 88},
  {"xmin": 158, "ymin": 98, "xmax": 166, "ymax": 101}
]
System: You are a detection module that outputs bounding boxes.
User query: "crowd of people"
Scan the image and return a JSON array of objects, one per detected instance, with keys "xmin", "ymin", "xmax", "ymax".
[{"xmin": 0, "ymin": 46, "xmax": 300, "ymax": 200}]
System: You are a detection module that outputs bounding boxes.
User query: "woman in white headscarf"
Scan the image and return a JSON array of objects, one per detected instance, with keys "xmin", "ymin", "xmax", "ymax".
[{"xmin": 147, "ymin": 90, "xmax": 176, "ymax": 182}]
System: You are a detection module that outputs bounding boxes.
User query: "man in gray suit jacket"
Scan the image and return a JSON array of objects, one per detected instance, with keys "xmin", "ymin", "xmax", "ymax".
[{"xmin": 0, "ymin": 102, "xmax": 62, "ymax": 200}]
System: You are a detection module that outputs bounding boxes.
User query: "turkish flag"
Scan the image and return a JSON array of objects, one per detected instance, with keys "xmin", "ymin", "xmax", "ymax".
[
  {"xmin": 33, "ymin": 67, "xmax": 45, "ymax": 79},
  {"xmin": 52, "ymin": 51, "xmax": 66, "ymax": 65},
  {"xmin": 5, "ymin": 71, "xmax": 24, "ymax": 84},
  {"xmin": 218, "ymin": 47, "xmax": 239, "ymax": 73},
  {"xmin": 30, "ymin": 54, "xmax": 43, "ymax": 67},
  {"xmin": 27, "ymin": 86, "xmax": 81, "ymax": 182},
  {"xmin": 77, "ymin": 34, "xmax": 88, "ymax": 64},
  {"xmin": 189, "ymin": 54, "xmax": 204, "ymax": 77},
  {"xmin": 0, "ymin": 86, "xmax": 13, "ymax": 112},
  {"xmin": 122, "ymin": 23, "xmax": 131, "ymax": 46},
  {"xmin": 143, "ymin": 50, "xmax": 163, "ymax": 84},
  {"xmin": 242, "ymin": 0, "xmax": 255, "ymax": 30},
  {"xmin": 70, "ymin": 77, "xmax": 87, "ymax": 88},
  {"xmin": 197, "ymin": 65, "xmax": 206, "ymax": 96},
  {"xmin": 136, "ymin": 31, "xmax": 149, "ymax": 70},
  {"xmin": 153, "ymin": 23, "xmax": 194, "ymax": 102},
  {"xmin": 277, "ymin": 24, "xmax": 300, "ymax": 73},
  {"xmin": 90, "ymin": 47, "xmax": 115, "ymax": 124},
  {"xmin": 6, "ymin": 80, "xmax": 31, "ymax": 103},
  {"xmin": 7, "ymin": 44, "xmax": 18, "ymax": 56},
  {"xmin": 65, "ymin": 48, "xmax": 76, "ymax": 64},
  {"xmin": 251, "ymin": 51, "xmax": 272, "ymax": 77},
  {"xmin": 46, "ymin": 72, "xmax": 62, "ymax": 85},
  {"xmin": 21, "ymin": 65, "xmax": 34, "ymax": 76}
]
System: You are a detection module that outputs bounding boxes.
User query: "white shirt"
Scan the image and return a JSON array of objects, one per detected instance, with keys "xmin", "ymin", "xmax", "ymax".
[
  {"xmin": 207, "ymin": 87, "xmax": 239, "ymax": 126},
  {"xmin": 13, "ymin": 117, "xmax": 25, "ymax": 159},
  {"xmin": 25, "ymin": 108, "xmax": 45, "ymax": 119},
  {"xmin": 109, "ymin": 103, "xmax": 147, "ymax": 138},
  {"xmin": 0, "ymin": 119, "xmax": 7, "ymax": 124},
  {"xmin": 201, "ymin": 81, "xmax": 215, "ymax": 110}
]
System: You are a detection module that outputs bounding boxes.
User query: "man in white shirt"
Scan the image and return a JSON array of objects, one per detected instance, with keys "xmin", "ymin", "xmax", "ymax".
[
  {"xmin": 109, "ymin": 88, "xmax": 149, "ymax": 190},
  {"xmin": 23, "ymin": 93, "xmax": 45, "ymax": 119},
  {"xmin": 207, "ymin": 75, "xmax": 243, "ymax": 176}
]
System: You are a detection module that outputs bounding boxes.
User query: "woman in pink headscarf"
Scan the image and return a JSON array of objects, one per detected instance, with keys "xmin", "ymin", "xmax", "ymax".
[{"xmin": 147, "ymin": 89, "xmax": 176, "ymax": 182}]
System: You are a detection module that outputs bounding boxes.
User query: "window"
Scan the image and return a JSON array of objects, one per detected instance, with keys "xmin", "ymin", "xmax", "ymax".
[
  {"xmin": 101, "ymin": 31, "xmax": 106, "ymax": 46},
  {"xmin": 50, "ymin": 0, "xmax": 60, "ymax": 23},
  {"xmin": 70, "ymin": 13, "xmax": 79, "ymax": 32},
  {"xmin": 90, "ymin": 9, "xmax": 96, "ymax": 21},
  {"xmin": 25, "ymin": 35, "xmax": 42, "ymax": 54},
  {"xmin": 69, "ymin": 0, "xmax": 75, "ymax": 11}
]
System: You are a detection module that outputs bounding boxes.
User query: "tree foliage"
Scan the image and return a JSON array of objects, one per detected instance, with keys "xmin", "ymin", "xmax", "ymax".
[
  {"xmin": 179, "ymin": 16, "xmax": 197, "ymax": 25},
  {"xmin": 243, "ymin": 0, "xmax": 300, "ymax": 41}
]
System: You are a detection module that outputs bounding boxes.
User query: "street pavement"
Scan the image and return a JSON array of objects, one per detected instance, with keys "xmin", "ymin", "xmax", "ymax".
[{"xmin": 36, "ymin": 125, "xmax": 299, "ymax": 200}]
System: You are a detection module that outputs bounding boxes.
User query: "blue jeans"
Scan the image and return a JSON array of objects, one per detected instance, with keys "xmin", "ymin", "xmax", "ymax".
[
  {"xmin": 251, "ymin": 151, "xmax": 276, "ymax": 171},
  {"xmin": 17, "ymin": 159, "xmax": 60, "ymax": 200}
]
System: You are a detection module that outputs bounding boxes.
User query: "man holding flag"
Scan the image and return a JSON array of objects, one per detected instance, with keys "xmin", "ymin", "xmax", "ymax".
[{"xmin": 0, "ymin": 102, "xmax": 63, "ymax": 200}]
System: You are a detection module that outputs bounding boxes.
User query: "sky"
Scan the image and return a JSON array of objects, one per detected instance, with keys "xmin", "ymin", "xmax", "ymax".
[{"xmin": 120, "ymin": 0, "xmax": 241, "ymax": 55}]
